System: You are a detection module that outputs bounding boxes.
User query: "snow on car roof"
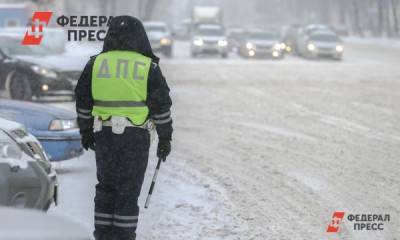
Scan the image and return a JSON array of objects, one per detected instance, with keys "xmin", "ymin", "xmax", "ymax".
[
  {"xmin": 0, "ymin": 117, "xmax": 22, "ymax": 132},
  {"xmin": 0, "ymin": 3, "xmax": 28, "ymax": 8}
]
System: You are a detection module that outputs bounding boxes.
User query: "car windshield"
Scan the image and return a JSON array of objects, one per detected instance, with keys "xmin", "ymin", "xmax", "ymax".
[
  {"xmin": 0, "ymin": 37, "xmax": 54, "ymax": 56},
  {"xmin": 249, "ymin": 32, "xmax": 279, "ymax": 40},
  {"xmin": 311, "ymin": 34, "xmax": 338, "ymax": 42},
  {"xmin": 196, "ymin": 27, "xmax": 224, "ymax": 36},
  {"xmin": 145, "ymin": 25, "xmax": 167, "ymax": 33}
]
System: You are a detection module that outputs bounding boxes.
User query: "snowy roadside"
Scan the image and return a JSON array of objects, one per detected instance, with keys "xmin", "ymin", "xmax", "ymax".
[
  {"xmin": 344, "ymin": 36, "xmax": 400, "ymax": 49},
  {"xmin": 48, "ymin": 146, "xmax": 246, "ymax": 240}
]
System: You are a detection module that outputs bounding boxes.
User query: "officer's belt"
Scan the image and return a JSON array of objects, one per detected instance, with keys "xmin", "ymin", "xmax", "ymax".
[{"xmin": 102, "ymin": 119, "xmax": 149, "ymax": 129}]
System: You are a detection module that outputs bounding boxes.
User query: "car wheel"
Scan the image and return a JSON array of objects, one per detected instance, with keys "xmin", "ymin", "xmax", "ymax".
[
  {"xmin": 10, "ymin": 73, "xmax": 32, "ymax": 101},
  {"xmin": 221, "ymin": 53, "xmax": 228, "ymax": 59},
  {"xmin": 42, "ymin": 201, "xmax": 51, "ymax": 212},
  {"xmin": 191, "ymin": 52, "xmax": 197, "ymax": 58}
]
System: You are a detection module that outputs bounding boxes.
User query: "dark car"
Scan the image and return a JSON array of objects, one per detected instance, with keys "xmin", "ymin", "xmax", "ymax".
[
  {"xmin": 144, "ymin": 22, "xmax": 174, "ymax": 58},
  {"xmin": 0, "ymin": 34, "xmax": 81, "ymax": 101},
  {"xmin": 0, "ymin": 100, "xmax": 83, "ymax": 161}
]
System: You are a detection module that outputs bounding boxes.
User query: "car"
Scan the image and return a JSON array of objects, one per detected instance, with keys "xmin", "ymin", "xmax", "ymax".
[
  {"xmin": 0, "ymin": 33, "xmax": 85, "ymax": 101},
  {"xmin": 281, "ymin": 24, "xmax": 301, "ymax": 54},
  {"xmin": 297, "ymin": 30, "xmax": 344, "ymax": 60},
  {"xmin": 1, "ymin": 27, "xmax": 67, "ymax": 54},
  {"xmin": 238, "ymin": 30, "xmax": 284, "ymax": 59},
  {"xmin": 0, "ymin": 117, "xmax": 57, "ymax": 211},
  {"xmin": 294, "ymin": 24, "xmax": 333, "ymax": 55},
  {"xmin": 0, "ymin": 207, "xmax": 92, "ymax": 240},
  {"xmin": 144, "ymin": 21, "xmax": 174, "ymax": 58},
  {"xmin": 0, "ymin": 100, "xmax": 83, "ymax": 161},
  {"xmin": 191, "ymin": 24, "xmax": 229, "ymax": 58},
  {"xmin": 227, "ymin": 27, "xmax": 245, "ymax": 52}
]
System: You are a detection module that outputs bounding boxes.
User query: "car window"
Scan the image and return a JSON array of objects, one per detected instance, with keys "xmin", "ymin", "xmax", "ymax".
[
  {"xmin": 311, "ymin": 34, "xmax": 338, "ymax": 42},
  {"xmin": 249, "ymin": 32, "xmax": 279, "ymax": 40},
  {"xmin": 195, "ymin": 27, "xmax": 224, "ymax": 36},
  {"xmin": 0, "ymin": 37, "xmax": 55, "ymax": 56}
]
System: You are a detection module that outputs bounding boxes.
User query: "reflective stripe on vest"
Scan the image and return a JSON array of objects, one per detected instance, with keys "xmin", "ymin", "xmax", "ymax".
[{"xmin": 91, "ymin": 51, "xmax": 151, "ymax": 126}]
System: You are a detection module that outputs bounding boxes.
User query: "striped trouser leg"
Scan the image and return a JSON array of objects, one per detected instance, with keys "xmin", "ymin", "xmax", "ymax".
[
  {"xmin": 113, "ymin": 128, "xmax": 150, "ymax": 240},
  {"xmin": 93, "ymin": 128, "xmax": 118, "ymax": 240}
]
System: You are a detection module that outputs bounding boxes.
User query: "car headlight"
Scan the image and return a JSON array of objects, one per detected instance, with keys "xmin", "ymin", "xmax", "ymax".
[
  {"xmin": 279, "ymin": 43, "xmax": 287, "ymax": 50},
  {"xmin": 160, "ymin": 37, "xmax": 171, "ymax": 45},
  {"xmin": 49, "ymin": 119, "xmax": 78, "ymax": 131},
  {"xmin": 272, "ymin": 51, "xmax": 280, "ymax": 58},
  {"xmin": 274, "ymin": 43, "xmax": 282, "ymax": 50},
  {"xmin": 336, "ymin": 45, "xmax": 344, "ymax": 53},
  {"xmin": 218, "ymin": 39, "xmax": 228, "ymax": 47},
  {"xmin": 193, "ymin": 39, "xmax": 204, "ymax": 46},
  {"xmin": 246, "ymin": 42, "xmax": 254, "ymax": 50},
  {"xmin": 248, "ymin": 50, "xmax": 256, "ymax": 57},
  {"xmin": 31, "ymin": 65, "xmax": 58, "ymax": 79},
  {"xmin": 307, "ymin": 43, "xmax": 316, "ymax": 51},
  {"xmin": 0, "ymin": 130, "xmax": 22, "ymax": 160}
]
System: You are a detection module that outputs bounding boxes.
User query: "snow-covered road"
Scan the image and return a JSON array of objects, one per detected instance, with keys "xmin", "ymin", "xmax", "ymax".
[{"xmin": 49, "ymin": 40, "xmax": 400, "ymax": 240}]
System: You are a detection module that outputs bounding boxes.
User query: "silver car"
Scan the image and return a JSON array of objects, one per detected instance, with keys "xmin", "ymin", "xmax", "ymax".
[
  {"xmin": 191, "ymin": 24, "xmax": 229, "ymax": 58},
  {"xmin": 297, "ymin": 30, "xmax": 344, "ymax": 60},
  {"xmin": 238, "ymin": 30, "xmax": 284, "ymax": 59},
  {"xmin": 0, "ymin": 118, "xmax": 57, "ymax": 211}
]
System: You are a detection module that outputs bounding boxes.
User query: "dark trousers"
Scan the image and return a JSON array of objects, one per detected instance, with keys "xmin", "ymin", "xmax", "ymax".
[{"xmin": 94, "ymin": 127, "xmax": 150, "ymax": 240}]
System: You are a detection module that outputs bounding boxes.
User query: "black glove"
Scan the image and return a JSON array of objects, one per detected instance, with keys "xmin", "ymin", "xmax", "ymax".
[
  {"xmin": 157, "ymin": 139, "xmax": 171, "ymax": 161},
  {"xmin": 81, "ymin": 131, "xmax": 95, "ymax": 151}
]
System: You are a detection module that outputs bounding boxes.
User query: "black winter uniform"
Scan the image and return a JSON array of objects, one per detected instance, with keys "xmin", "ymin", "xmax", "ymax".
[{"xmin": 75, "ymin": 16, "xmax": 173, "ymax": 240}]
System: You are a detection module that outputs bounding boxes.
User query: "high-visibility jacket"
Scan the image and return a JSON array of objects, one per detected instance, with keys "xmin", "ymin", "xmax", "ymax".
[{"xmin": 91, "ymin": 51, "xmax": 151, "ymax": 126}]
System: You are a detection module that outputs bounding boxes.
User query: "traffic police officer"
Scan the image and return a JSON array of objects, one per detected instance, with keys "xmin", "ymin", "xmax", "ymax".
[{"xmin": 75, "ymin": 16, "xmax": 173, "ymax": 240}]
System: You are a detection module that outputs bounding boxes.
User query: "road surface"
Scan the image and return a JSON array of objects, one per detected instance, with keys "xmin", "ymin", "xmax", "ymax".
[{"xmin": 49, "ymin": 39, "xmax": 400, "ymax": 240}]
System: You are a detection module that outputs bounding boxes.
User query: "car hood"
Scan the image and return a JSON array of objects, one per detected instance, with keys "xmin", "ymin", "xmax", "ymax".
[
  {"xmin": 0, "ymin": 100, "xmax": 76, "ymax": 131},
  {"xmin": 194, "ymin": 35, "xmax": 226, "ymax": 41},
  {"xmin": 313, "ymin": 41, "xmax": 339, "ymax": 48},
  {"xmin": 14, "ymin": 55, "xmax": 87, "ymax": 72}
]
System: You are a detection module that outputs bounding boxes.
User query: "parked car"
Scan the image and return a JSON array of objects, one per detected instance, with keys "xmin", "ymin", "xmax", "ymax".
[
  {"xmin": 0, "ymin": 117, "xmax": 57, "ymax": 211},
  {"xmin": 0, "ymin": 33, "xmax": 84, "ymax": 101},
  {"xmin": 0, "ymin": 100, "xmax": 83, "ymax": 161},
  {"xmin": 0, "ymin": 207, "xmax": 92, "ymax": 240},
  {"xmin": 238, "ymin": 30, "xmax": 284, "ymax": 59},
  {"xmin": 1, "ymin": 27, "xmax": 67, "ymax": 54},
  {"xmin": 144, "ymin": 21, "xmax": 174, "ymax": 58},
  {"xmin": 191, "ymin": 24, "xmax": 229, "ymax": 58},
  {"xmin": 297, "ymin": 30, "xmax": 344, "ymax": 60}
]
